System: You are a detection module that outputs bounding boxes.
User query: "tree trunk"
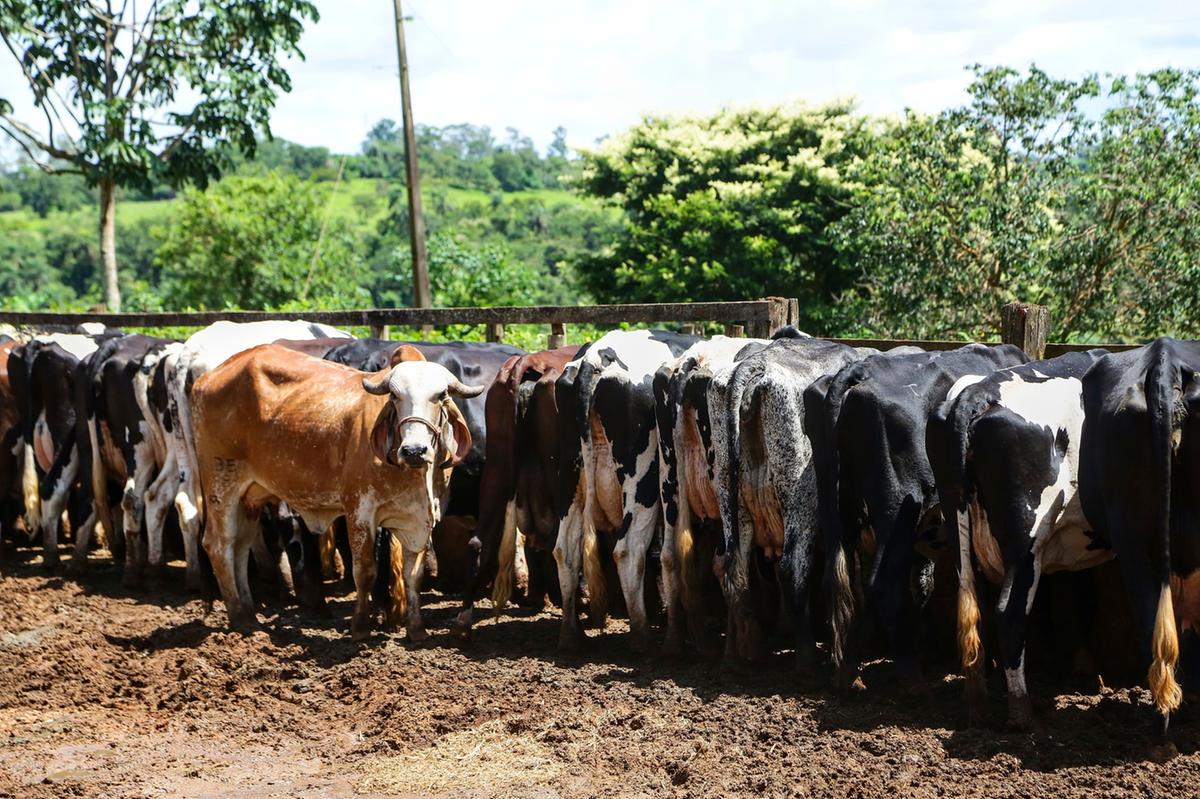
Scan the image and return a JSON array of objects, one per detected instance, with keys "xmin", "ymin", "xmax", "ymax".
[{"xmin": 99, "ymin": 177, "xmax": 120, "ymax": 312}]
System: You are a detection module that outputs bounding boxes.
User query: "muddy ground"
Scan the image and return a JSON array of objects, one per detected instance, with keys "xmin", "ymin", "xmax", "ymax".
[{"xmin": 2, "ymin": 549, "xmax": 1200, "ymax": 799}]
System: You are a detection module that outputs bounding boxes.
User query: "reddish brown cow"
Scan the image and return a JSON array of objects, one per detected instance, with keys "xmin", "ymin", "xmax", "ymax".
[
  {"xmin": 453, "ymin": 345, "xmax": 580, "ymax": 636},
  {"xmin": 192, "ymin": 343, "xmax": 483, "ymax": 638}
]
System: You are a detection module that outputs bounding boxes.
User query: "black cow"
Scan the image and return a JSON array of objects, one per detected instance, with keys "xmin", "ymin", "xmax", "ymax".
[
  {"xmin": 925, "ymin": 349, "xmax": 1108, "ymax": 728},
  {"xmin": 813, "ymin": 343, "xmax": 1027, "ymax": 690},
  {"xmin": 9, "ymin": 333, "xmax": 115, "ymax": 569},
  {"xmin": 1079, "ymin": 338, "xmax": 1200, "ymax": 753}
]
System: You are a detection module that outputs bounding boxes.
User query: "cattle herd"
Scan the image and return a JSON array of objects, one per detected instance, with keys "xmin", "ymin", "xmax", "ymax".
[{"xmin": 1, "ymin": 320, "xmax": 1198, "ymax": 756}]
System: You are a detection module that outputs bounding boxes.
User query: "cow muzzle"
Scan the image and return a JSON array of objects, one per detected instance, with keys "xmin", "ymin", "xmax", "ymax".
[{"xmin": 396, "ymin": 413, "xmax": 441, "ymax": 468}]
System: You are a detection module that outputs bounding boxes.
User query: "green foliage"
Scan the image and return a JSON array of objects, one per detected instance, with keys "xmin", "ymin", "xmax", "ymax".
[
  {"xmin": 834, "ymin": 65, "xmax": 1200, "ymax": 341},
  {"xmin": 0, "ymin": 0, "xmax": 319, "ymax": 308},
  {"xmin": 573, "ymin": 102, "xmax": 873, "ymax": 329},
  {"xmin": 157, "ymin": 173, "xmax": 369, "ymax": 310}
]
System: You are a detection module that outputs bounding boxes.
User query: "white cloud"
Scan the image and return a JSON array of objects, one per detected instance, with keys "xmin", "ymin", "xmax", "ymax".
[{"xmin": 1, "ymin": 0, "xmax": 1198, "ymax": 160}]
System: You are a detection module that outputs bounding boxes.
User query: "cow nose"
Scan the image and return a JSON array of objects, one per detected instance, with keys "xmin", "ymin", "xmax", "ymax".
[{"xmin": 399, "ymin": 443, "xmax": 428, "ymax": 462}]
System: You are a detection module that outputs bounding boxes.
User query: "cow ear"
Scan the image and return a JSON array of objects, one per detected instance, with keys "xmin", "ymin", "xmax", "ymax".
[
  {"xmin": 444, "ymin": 400, "xmax": 472, "ymax": 466},
  {"xmin": 388, "ymin": 345, "xmax": 426, "ymax": 367},
  {"xmin": 370, "ymin": 402, "xmax": 397, "ymax": 465}
]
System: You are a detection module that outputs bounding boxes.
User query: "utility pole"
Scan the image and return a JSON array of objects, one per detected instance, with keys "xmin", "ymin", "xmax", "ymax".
[{"xmin": 392, "ymin": 0, "xmax": 431, "ymax": 311}]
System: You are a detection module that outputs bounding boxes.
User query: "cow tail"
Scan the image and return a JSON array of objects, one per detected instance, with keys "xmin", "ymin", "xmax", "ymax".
[
  {"xmin": 85, "ymin": 361, "xmax": 113, "ymax": 550},
  {"xmin": 18, "ymin": 345, "xmax": 41, "ymax": 532},
  {"xmin": 491, "ymin": 499, "xmax": 518, "ymax": 609},
  {"xmin": 389, "ymin": 531, "xmax": 406, "ymax": 624},
  {"xmin": 574, "ymin": 358, "xmax": 607, "ymax": 625},
  {"xmin": 830, "ymin": 547, "xmax": 854, "ymax": 670},
  {"xmin": 721, "ymin": 359, "xmax": 762, "ymax": 598},
  {"xmin": 582, "ymin": 517, "xmax": 607, "ymax": 625},
  {"xmin": 1147, "ymin": 345, "xmax": 1183, "ymax": 715},
  {"xmin": 942, "ymin": 388, "xmax": 989, "ymax": 703},
  {"xmin": 956, "ymin": 507, "xmax": 986, "ymax": 701}
]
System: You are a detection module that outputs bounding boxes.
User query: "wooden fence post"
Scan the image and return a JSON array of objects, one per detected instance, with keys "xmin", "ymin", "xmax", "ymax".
[
  {"xmin": 370, "ymin": 323, "xmax": 390, "ymax": 340},
  {"xmin": 485, "ymin": 322, "xmax": 504, "ymax": 343},
  {"xmin": 547, "ymin": 322, "xmax": 566, "ymax": 349},
  {"xmin": 680, "ymin": 323, "xmax": 697, "ymax": 336},
  {"xmin": 724, "ymin": 323, "xmax": 745, "ymax": 337},
  {"xmin": 1000, "ymin": 302, "xmax": 1050, "ymax": 359}
]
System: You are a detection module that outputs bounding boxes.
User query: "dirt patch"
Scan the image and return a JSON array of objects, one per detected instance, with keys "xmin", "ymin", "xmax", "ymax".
[{"xmin": 2, "ymin": 550, "xmax": 1200, "ymax": 798}]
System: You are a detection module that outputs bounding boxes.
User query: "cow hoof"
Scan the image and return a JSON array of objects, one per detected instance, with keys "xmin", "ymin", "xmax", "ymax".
[
  {"xmin": 229, "ymin": 612, "xmax": 261, "ymax": 634},
  {"xmin": 121, "ymin": 572, "xmax": 143, "ymax": 590},
  {"xmin": 558, "ymin": 625, "xmax": 584, "ymax": 653},
  {"xmin": 449, "ymin": 618, "xmax": 473, "ymax": 642},
  {"xmin": 301, "ymin": 602, "xmax": 331, "ymax": 619},
  {"xmin": 65, "ymin": 558, "xmax": 88, "ymax": 577},
  {"xmin": 350, "ymin": 615, "xmax": 374, "ymax": 641},
  {"xmin": 42, "ymin": 557, "xmax": 62, "ymax": 575},
  {"xmin": 1005, "ymin": 696, "xmax": 1037, "ymax": 733},
  {"xmin": 1147, "ymin": 740, "xmax": 1179, "ymax": 763},
  {"xmin": 661, "ymin": 637, "xmax": 683, "ymax": 659},
  {"xmin": 407, "ymin": 626, "xmax": 429, "ymax": 644},
  {"xmin": 144, "ymin": 564, "xmax": 166, "ymax": 587}
]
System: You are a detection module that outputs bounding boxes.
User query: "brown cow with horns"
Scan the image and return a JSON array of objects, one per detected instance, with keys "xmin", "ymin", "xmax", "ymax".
[{"xmin": 192, "ymin": 343, "xmax": 483, "ymax": 638}]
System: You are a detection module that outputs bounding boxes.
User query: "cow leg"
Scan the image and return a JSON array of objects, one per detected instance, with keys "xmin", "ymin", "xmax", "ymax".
[
  {"xmin": 401, "ymin": 542, "xmax": 428, "ymax": 642},
  {"xmin": 249, "ymin": 525, "xmax": 291, "ymax": 604},
  {"xmin": 779, "ymin": 526, "xmax": 818, "ymax": 670},
  {"xmin": 38, "ymin": 443, "xmax": 80, "ymax": 572},
  {"xmin": 204, "ymin": 492, "xmax": 258, "ymax": 631},
  {"xmin": 348, "ymin": 517, "xmax": 379, "ymax": 639},
  {"xmin": 144, "ymin": 451, "xmax": 180, "ymax": 576},
  {"xmin": 333, "ymin": 517, "xmax": 355, "ymax": 588},
  {"xmin": 996, "ymin": 550, "xmax": 1041, "ymax": 731},
  {"xmin": 865, "ymin": 498, "xmax": 924, "ymax": 690},
  {"xmin": 613, "ymin": 507, "xmax": 657, "ymax": 654},
  {"xmin": 660, "ymin": 509, "xmax": 685, "ymax": 657},
  {"xmin": 722, "ymin": 492, "xmax": 763, "ymax": 666},
  {"xmin": 552, "ymin": 500, "xmax": 586, "ymax": 651},
  {"xmin": 68, "ymin": 510, "xmax": 97, "ymax": 574},
  {"xmin": 292, "ymin": 520, "xmax": 329, "ymax": 616}
]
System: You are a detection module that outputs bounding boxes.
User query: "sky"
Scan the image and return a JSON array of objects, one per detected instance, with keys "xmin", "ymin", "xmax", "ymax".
[{"xmin": 3, "ymin": 0, "xmax": 1200, "ymax": 157}]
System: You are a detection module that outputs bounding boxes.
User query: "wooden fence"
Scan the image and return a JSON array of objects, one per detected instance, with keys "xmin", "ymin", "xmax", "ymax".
[{"xmin": 0, "ymin": 298, "xmax": 1144, "ymax": 357}]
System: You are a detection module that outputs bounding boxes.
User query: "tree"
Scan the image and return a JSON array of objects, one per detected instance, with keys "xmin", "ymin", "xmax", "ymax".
[
  {"xmin": 834, "ymin": 65, "xmax": 1200, "ymax": 341},
  {"xmin": 0, "ymin": 0, "xmax": 318, "ymax": 310},
  {"xmin": 158, "ymin": 172, "xmax": 369, "ymax": 310},
  {"xmin": 573, "ymin": 102, "xmax": 873, "ymax": 329}
]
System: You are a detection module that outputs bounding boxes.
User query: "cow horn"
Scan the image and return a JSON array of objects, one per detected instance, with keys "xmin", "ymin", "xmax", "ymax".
[
  {"xmin": 448, "ymin": 377, "xmax": 486, "ymax": 398},
  {"xmin": 361, "ymin": 371, "xmax": 391, "ymax": 395}
]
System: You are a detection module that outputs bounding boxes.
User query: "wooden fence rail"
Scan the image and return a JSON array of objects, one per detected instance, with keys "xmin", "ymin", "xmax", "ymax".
[
  {"xmin": 0, "ymin": 297, "xmax": 794, "ymax": 349},
  {"xmin": 0, "ymin": 298, "xmax": 1150, "ymax": 356}
]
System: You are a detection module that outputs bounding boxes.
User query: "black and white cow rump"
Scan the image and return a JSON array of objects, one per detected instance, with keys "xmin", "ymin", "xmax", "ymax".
[
  {"xmin": 815, "ymin": 343, "xmax": 1027, "ymax": 690},
  {"xmin": 553, "ymin": 329, "xmax": 698, "ymax": 652},
  {"xmin": 925, "ymin": 349, "xmax": 1108, "ymax": 729},
  {"xmin": 653, "ymin": 335, "xmax": 769, "ymax": 655}
]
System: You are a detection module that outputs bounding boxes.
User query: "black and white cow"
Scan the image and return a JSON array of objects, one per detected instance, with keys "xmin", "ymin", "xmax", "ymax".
[
  {"xmin": 814, "ymin": 344, "xmax": 1027, "ymax": 690},
  {"xmin": 1079, "ymin": 338, "xmax": 1200, "ymax": 751},
  {"xmin": 72, "ymin": 334, "xmax": 179, "ymax": 582},
  {"xmin": 652, "ymin": 336, "xmax": 770, "ymax": 655},
  {"xmin": 714, "ymin": 336, "xmax": 874, "ymax": 666},
  {"xmin": 9, "ymin": 333, "xmax": 111, "ymax": 569},
  {"xmin": 925, "ymin": 349, "xmax": 1108, "ymax": 729},
  {"xmin": 553, "ymin": 329, "xmax": 698, "ymax": 652}
]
